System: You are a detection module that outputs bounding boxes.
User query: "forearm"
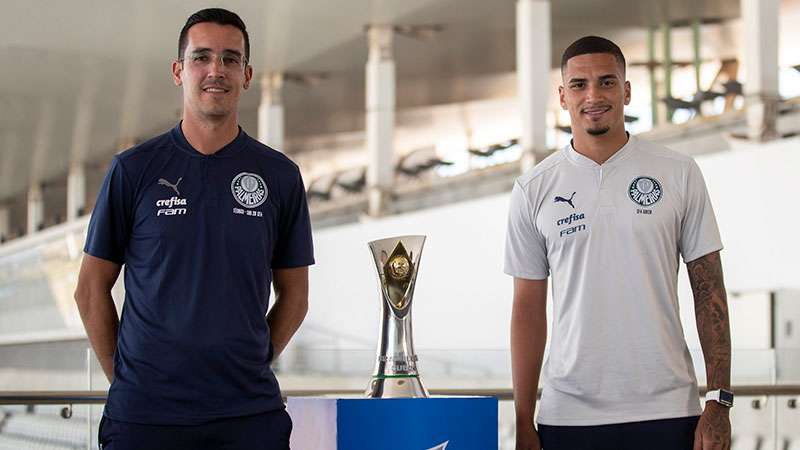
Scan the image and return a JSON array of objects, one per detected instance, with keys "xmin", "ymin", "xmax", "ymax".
[
  {"xmin": 511, "ymin": 301, "xmax": 547, "ymax": 423},
  {"xmin": 269, "ymin": 266, "xmax": 309, "ymax": 359},
  {"xmin": 75, "ymin": 290, "xmax": 119, "ymax": 383},
  {"xmin": 688, "ymin": 251, "xmax": 731, "ymax": 391},
  {"xmin": 267, "ymin": 293, "xmax": 308, "ymax": 358}
]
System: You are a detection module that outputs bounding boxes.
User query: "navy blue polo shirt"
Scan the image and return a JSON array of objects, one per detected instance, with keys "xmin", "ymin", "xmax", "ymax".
[{"xmin": 84, "ymin": 123, "xmax": 314, "ymax": 425}]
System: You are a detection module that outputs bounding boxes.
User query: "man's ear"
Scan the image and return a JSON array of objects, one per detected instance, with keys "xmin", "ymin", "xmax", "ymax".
[
  {"xmin": 558, "ymin": 85, "xmax": 567, "ymax": 110},
  {"xmin": 172, "ymin": 60, "xmax": 183, "ymax": 87},
  {"xmin": 624, "ymin": 80, "xmax": 631, "ymax": 105},
  {"xmin": 243, "ymin": 65, "xmax": 253, "ymax": 90}
]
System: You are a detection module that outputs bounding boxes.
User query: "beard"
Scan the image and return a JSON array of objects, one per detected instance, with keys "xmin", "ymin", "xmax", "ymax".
[
  {"xmin": 194, "ymin": 96, "xmax": 233, "ymax": 120},
  {"xmin": 587, "ymin": 126, "xmax": 610, "ymax": 136},
  {"xmin": 200, "ymin": 104, "xmax": 231, "ymax": 118}
]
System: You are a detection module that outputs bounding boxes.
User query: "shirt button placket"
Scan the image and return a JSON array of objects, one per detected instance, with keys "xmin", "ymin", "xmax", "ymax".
[{"xmin": 203, "ymin": 158, "xmax": 219, "ymax": 208}]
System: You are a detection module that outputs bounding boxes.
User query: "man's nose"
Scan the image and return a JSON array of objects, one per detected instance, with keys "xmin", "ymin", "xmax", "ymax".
[
  {"xmin": 586, "ymin": 83, "xmax": 604, "ymax": 102},
  {"xmin": 207, "ymin": 56, "xmax": 226, "ymax": 77}
]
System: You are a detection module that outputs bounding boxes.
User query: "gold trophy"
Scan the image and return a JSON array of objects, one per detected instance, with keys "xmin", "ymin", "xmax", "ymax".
[{"xmin": 365, "ymin": 235, "xmax": 429, "ymax": 398}]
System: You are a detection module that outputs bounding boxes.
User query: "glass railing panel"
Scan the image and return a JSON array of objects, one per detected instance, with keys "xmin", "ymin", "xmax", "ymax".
[
  {"xmin": 0, "ymin": 401, "xmax": 104, "ymax": 450},
  {"xmin": 777, "ymin": 349, "xmax": 800, "ymax": 384},
  {"xmin": 0, "ymin": 220, "xmax": 89, "ymax": 343},
  {"xmin": 0, "ymin": 343, "xmax": 108, "ymax": 392}
]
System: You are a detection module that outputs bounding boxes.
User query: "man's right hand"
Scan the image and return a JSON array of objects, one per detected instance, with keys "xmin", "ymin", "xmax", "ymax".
[{"xmin": 516, "ymin": 423, "xmax": 542, "ymax": 450}]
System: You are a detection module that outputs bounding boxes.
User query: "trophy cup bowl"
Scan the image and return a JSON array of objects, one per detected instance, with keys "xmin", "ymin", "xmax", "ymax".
[{"xmin": 365, "ymin": 235, "xmax": 429, "ymax": 398}]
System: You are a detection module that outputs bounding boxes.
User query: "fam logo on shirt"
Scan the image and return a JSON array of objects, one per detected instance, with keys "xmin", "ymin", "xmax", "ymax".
[
  {"xmin": 628, "ymin": 176, "xmax": 662, "ymax": 207},
  {"xmin": 231, "ymin": 172, "xmax": 268, "ymax": 208},
  {"xmin": 156, "ymin": 177, "xmax": 188, "ymax": 216},
  {"xmin": 556, "ymin": 212, "xmax": 587, "ymax": 237}
]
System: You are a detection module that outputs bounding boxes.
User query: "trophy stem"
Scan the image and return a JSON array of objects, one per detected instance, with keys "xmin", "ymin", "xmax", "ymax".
[{"xmin": 366, "ymin": 375, "xmax": 428, "ymax": 398}]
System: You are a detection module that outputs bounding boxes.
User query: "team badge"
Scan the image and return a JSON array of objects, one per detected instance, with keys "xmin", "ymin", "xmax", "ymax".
[
  {"xmin": 628, "ymin": 176, "xmax": 662, "ymax": 207},
  {"xmin": 231, "ymin": 172, "xmax": 268, "ymax": 208}
]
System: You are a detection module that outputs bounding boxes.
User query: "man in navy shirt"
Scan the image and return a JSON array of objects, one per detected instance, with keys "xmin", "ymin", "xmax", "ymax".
[{"xmin": 74, "ymin": 8, "xmax": 314, "ymax": 449}]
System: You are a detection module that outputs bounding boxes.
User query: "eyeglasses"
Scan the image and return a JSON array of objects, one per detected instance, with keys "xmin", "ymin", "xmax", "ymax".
[{"xmin": 179, "ymin": 50, "xmax": 248, "ymax": 72}]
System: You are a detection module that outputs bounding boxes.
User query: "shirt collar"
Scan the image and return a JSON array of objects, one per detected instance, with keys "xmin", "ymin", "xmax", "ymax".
[
  {"xmin": 170, "ymin": 121, "xmax": 246, "ymax": 158},
  {"xmin": 564, "ymin": 132, "xmax": 635, "ymax": 168}
]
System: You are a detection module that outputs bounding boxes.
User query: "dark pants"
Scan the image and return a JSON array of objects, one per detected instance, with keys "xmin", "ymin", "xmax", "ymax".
[
  {"xmin": 99, "ymin": 408, "xmax": 292, "ymax": 450},
  {"xmin": 538, "ymin": 416, "xmax": 700, "ymax": 450}
]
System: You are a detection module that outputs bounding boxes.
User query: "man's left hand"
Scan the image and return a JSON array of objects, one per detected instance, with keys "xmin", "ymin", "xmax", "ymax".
[{"xmin": 693, "ymin": 402, "xmax": 731, "ymax": 450}]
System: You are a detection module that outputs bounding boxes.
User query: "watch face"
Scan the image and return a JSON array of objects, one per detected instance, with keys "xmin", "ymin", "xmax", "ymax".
[{"xmin": 719, "ymin": 390, "xmax": 734, "ymax": 406}]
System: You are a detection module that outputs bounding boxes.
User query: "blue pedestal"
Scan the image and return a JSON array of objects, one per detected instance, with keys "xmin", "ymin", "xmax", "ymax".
[{"xmin": 287, "ymin": 396, "xmax": 498, "ymax": 450}]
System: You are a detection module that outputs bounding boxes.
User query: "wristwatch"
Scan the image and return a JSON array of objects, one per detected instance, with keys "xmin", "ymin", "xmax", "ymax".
[{"xmin": 705, "ymin": 389, "xmax": 734, "ymax": 407}]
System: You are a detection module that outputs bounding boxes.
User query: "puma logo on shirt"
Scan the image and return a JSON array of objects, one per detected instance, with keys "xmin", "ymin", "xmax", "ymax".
[
  {"xmin": 554, "ymin": 191, "xmax": 576, "ymax": 208},
  {"xmin": 158, "ymin": 177, "xmax": 182, "ymax": 196}
]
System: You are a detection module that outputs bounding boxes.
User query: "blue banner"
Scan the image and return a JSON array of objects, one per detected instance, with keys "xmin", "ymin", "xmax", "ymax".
[{"xmin": 336, "ymin": 397, "xmax": 497, "ymax": 450}]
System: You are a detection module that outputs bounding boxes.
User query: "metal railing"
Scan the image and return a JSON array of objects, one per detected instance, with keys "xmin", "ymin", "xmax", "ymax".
[{"xmin": 2, "ymin": 385, "xmax": 800, "ymax": 405}]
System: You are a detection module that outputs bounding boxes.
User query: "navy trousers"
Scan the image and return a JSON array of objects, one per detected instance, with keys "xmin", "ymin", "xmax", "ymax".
[
  {"xmin": 538, "ymin": 416, "xmax": 700, "ymax": 450},
  {"xmin": 98, "ymin": 408, "xmax": 292, "ymax": 450}
]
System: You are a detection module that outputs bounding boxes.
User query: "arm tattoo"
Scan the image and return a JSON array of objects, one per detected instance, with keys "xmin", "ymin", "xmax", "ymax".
[{"xmin": 687, "ymin": 251, "xmax": 731, "ymax": 390}]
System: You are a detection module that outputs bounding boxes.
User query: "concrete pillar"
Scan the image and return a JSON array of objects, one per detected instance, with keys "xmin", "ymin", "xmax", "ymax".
[
  {"xmin": 365, "ymin": 24, "xmax": 395, "ymax": 217},
  {"xmin": 647, "ymin": 27, "xmax": 660, "ymax": 127},
  {"xmin": 692, "ymin": 19, "xmax": 702, "ymax": 93},
  {"xmin": 0, "ymin": 206, "xmax": 9, "ymax": 242},
  {"xmin": 516, "ymin": 0, "xmax": 550, "ymax": 172},
  {"xmin": 258, "ymin": 72, "xmax": 285, "ymax": 151},
  {"xmin": 742, "ymin": 0, "xmax": 780, "ymax": 141},
  {"xmin": 27, "ymin": 184, "xmax": 44, "ymax": 235},
  {"xmin": 67, "ymin": 163, "xmax": 86, "ymax": 220},
  {"xmin": 662, "ymin": 22, "xmax": 674, "ymax": 122}
]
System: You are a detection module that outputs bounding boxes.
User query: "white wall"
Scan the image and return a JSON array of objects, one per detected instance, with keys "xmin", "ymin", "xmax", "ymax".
[
  {"xmin": 305, "ymin": 136, "xmax": 800, "ymax": 353},
  {"xmin": 697, "ymin": 137, "xmax": 800, "ymax": 292}
]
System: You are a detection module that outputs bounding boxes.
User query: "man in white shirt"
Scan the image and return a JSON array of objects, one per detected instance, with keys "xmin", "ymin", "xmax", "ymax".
[{"xmin": 505, "ymin": 36, "xmax": 732, "ymax": 450}]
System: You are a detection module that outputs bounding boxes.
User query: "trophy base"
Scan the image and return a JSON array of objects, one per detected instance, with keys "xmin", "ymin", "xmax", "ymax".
[{"xmin": 365, "ymin": 375, "xmax": 429, "ymax": 398}]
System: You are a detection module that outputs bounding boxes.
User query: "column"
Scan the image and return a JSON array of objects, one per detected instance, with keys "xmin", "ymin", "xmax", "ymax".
[
  {"xmin": 692, "ymin": 18, "xmax": 702, "ymax": 93},
  {"xmin": 67, "ymin": 163, "xmax": 86, "ymax": 220},
  {"xmin": 27, "ymin": 184, "xmax": 44, "ymax": 235},
  {"xmin": 516, "ymin": 0, "xmax": 550, "ymax": 173},
  {"xmin": 0, "ymin": 206, "xmax": 9, "ymax": 242},
  {"xmin": 258, "ymin": 72, "xmax": 285, "ymax": 151},
  {"xmin": 662, "ymin": 21, "xmax": 673, "ymax": 122},
  {"xmin": 365, "ymin": 24, "xmax": 395, "ymax": 217},
  {"xmin": 648, "ymin": 26, "xmax": 660, "ymax": 126},
  {"xmin": 742, "ymin": 0, "xmax": 780, "ymax": 141}
]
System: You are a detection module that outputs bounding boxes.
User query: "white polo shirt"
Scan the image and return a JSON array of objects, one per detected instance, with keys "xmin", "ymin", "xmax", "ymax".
[{"xmin": 504, "ymin": 134, "xmax": 722, "ymax": 426}]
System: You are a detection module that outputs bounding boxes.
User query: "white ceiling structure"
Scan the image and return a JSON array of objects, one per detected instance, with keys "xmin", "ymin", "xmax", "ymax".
[{"xmin": 0, "ymin": 0, "xmax": 744, "ymax": 205}]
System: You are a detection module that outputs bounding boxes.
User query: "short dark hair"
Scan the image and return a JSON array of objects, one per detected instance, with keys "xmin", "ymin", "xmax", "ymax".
[
  {"xmin": 560, "ymin": 36, "xmax": 625, "ymax": 76},
  {"xmin": 178, "ymin": 8, "xmax": 250, "ymax": 63}
]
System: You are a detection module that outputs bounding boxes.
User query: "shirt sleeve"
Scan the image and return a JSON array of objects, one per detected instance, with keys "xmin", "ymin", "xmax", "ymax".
[
  {"xmin": 680, "ymin": 159, "xmax": 723, "ymax": 263},
  {"xmin": 504, "ymin": 180, "xmax": 549, "ymax": 279},
  {"xmin": 84, "ymin": 157, "xmax": 134, "ymax": 264},
  {"xmin": 271, "ymin": 169, "xmax": 315, "ymax": 269}
]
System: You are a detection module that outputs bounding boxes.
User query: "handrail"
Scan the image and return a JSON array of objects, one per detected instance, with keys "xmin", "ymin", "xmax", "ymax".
[{"xmin": 1, "ymin": 385, "xmax": 798, "ymax": 405}]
